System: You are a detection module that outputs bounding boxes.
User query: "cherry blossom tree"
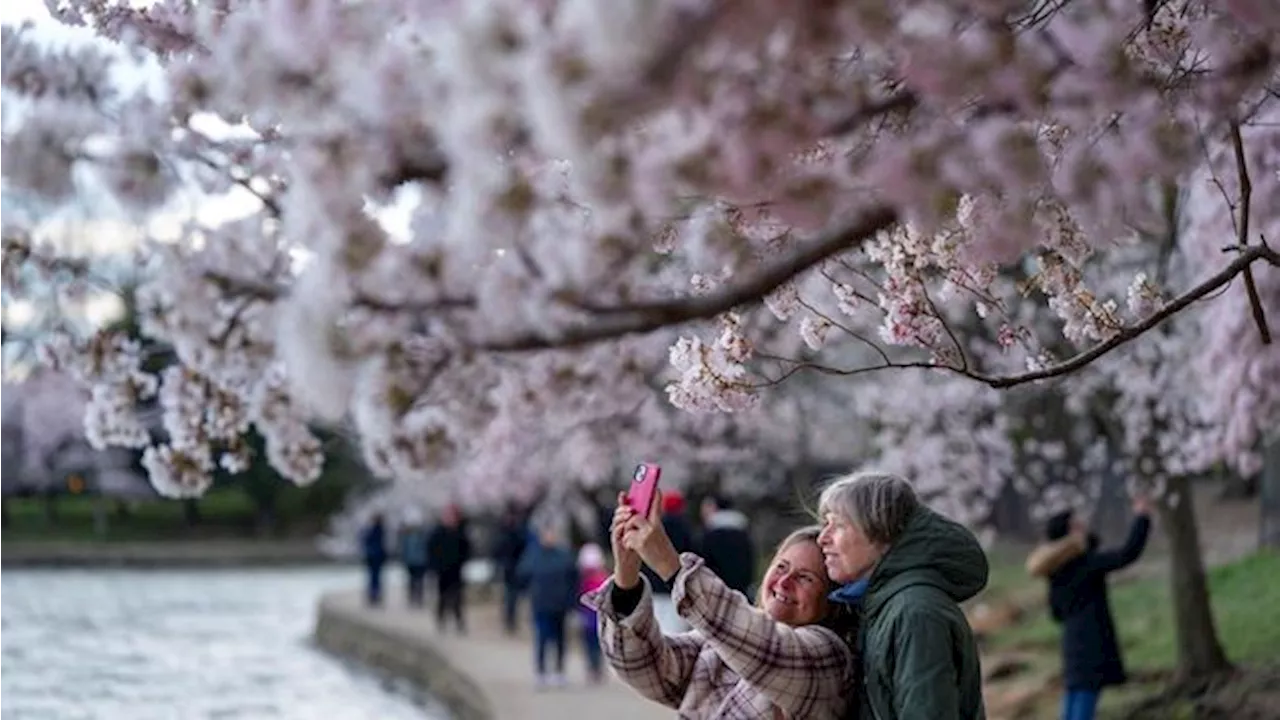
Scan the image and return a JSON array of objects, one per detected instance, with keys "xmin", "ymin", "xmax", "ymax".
[
  {"xmin": 850, "ymin": 161, "xmax": 1280, "ymax": 680},
  {"xmin": 2, "ymin": 0, "xmax": 1278, "ymax": 510}
]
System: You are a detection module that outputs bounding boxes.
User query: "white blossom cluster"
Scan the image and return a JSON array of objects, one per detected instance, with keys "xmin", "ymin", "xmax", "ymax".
[{"xmin": 2, "ymin": 0, "xmax": 1277, "ymax": 505}]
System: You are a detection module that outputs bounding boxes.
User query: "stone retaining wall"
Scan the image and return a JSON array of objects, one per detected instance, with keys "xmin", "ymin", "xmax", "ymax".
[{"xmin": 312, "ymin": 594, "xmax": 492, "ymax": 720}]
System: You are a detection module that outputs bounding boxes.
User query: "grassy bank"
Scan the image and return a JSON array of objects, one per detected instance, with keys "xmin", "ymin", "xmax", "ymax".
[
  {"xmin": 982, "ymin": 550, "xmax": 1280, "ymax": 719},
  {"xmin": 1, "ymin": 490, "xmax": 332, "ymax": 543}
]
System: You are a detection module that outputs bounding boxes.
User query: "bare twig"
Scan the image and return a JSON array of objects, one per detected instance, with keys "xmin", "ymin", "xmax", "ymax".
[
  {"xmin": 917, "ymin": 279, "xmax": 969, "ymax": 370},
  {"xmin": 824, "ymin": 92, "xmax": 918, "ymax": 136},
  {"xmin": 749, "ymin": 355, "xmax": 945, "ymax": 387},
  {"xmin": 201, "ymin": 270, "xmax": 473, "ymax": 314},
  {"xmin": 754, "ymin": 244, "xmax": 1278, "ymax": 390},
  {"xmin": 795, "ymin": 296, "xmax": 891, "ymax": 365},
  {"xmin": 985, "ymin": 244, "xmax": 1280, "ymax": 388},
  {"xmin": 191, "ymin": 152, "xmax": 282, "ymax": 216},
  {"xmin": 1229, "ymin": 121, "xmax": 1272, "ymax": 344}
]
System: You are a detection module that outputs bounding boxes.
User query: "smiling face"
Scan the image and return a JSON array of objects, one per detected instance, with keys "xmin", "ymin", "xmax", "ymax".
[
  {"xmin": 758, "ymin": 539, "xmax": 830, "ymax": 627},
  {"xmin": 818, "ymin": 511, "xmax": 886, "ymax": 585}
]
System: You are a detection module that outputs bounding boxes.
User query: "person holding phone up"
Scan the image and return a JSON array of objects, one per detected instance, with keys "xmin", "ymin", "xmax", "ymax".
[{"xmin": 581, "ymin": 489, "xmax": 855, "ymax": 718}]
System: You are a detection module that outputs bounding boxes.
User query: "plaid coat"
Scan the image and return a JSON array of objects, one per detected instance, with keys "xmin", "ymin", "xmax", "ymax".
[{"xmin": 581, "ymin": 553, "xmax": 854, "ymax": 719}]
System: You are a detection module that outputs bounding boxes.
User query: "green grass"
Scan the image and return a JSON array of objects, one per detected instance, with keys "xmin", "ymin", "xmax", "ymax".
[
  {"xmin": 978, "ymin": 541, "xmax": 1041, "ymax": 603},
  {"xmin": 1, "ymin": 490, "xmax": 326, "ymax": 542},
  {"xmin": 991, "ymin": 550, "xmax": 1280, "ymax": 668},
  {"xmin": 984, "ymin": 550, "xmax": 1280, "ymax": 719}
]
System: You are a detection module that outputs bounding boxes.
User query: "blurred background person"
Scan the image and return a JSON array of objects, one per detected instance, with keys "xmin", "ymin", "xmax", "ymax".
[
  {"xmin": 1027, "ymin": 494, "xmax": 1153, "ymax": 720},
  {"xmin": 576, "ymin": 542, "xmax": 609, "ymax": 684},
  {"xmin": 399, "ymin": 508, "xmax": 429, "ymax": 608},
  {"xmin": 640, "ymin": 488, "xmax": 696, "ymax": 633},
  {"xmin": 360, "ymin": 512, "xmax": 387, "ymax": 607},
  {"xmin": 492, "ymin": 502, "xmax": 530, "ymax": 636},
  {"xmin": 517, "ymin": 516, "xmax": 579, "ymax": 689},
  {"xmin": 427, "ymin": 504, "xmax": 472, "ymax": 633},
  {"xmin": 698, "ymin": 494, "xmax": 755, "ymax": 598}
]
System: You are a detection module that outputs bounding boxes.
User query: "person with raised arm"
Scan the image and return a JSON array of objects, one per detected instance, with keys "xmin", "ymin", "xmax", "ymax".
[
  {"xmin": 1027, "ymin": 494, "xmax": 1153, "ymax": 720},
  {"xmin": 582, "ymin": 490, "xmax": 855, "ymax": 719}
]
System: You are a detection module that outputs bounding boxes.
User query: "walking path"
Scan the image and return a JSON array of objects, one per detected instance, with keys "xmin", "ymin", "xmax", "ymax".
[{"xmin": 315, "ymin": 590, "xmax": 668, "ymax": 720}]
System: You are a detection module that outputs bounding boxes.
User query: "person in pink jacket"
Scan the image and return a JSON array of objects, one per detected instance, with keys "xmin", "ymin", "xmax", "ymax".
[
  {"xmin": 577, "ymin": 543, "xmax": 611, "ymax": 684},
  {"xmin": 582, "ymin": 491, "xmax": 854, "ymax": 719}
]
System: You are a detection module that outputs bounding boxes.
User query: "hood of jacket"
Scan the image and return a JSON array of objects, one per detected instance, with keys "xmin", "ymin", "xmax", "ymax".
[
  {"xmin": 1025, "ymin": 533, "xmax": 1088, "ymax": 579},
  {"xmin": 862, "ymin": 507, "xmax": 990, "ymax": 617}
]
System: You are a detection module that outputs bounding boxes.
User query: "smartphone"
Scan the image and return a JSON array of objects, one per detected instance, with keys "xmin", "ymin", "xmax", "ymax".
[{"xmin": 627, "ymin": 463, "xmax": 662, "ymax": 517}]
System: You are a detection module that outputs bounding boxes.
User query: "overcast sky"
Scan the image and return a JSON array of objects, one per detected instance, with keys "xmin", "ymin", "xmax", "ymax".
[
  {"xmin": 1, "ymin": 0, "xmax": 42, "ymax": 24},
  {"xmin": 2, "ymin": 0, "xmax": 92, "ymax": 39}
]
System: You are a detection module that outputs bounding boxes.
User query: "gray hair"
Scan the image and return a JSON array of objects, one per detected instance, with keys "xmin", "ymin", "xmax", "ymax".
[{"xmin": 818, "ymin": 471, "xmax": 920, "ymax": 546}]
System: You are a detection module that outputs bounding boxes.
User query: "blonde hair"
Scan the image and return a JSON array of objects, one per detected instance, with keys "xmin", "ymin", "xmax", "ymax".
[{"xmin": 755, "ymin": 525, "xmax": 838, "ymax": 607}]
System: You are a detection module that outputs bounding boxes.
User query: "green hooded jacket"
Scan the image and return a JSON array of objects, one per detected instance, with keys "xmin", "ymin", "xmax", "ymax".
[{"xmin": 855, "ymin": 508, "xmax": 989, "ymax": 720}]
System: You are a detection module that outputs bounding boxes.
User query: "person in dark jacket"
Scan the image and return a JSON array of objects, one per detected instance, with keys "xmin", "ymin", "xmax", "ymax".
[
  {"xmin": 818, "ymin": 471, "xmax": 988, "ymax": 720},
  {"xmin": 639, "ymin": 488, "xmax": 696, "ymax": 633},
  {"xmin": 399, "ymin": 511, "xmax": 430, "ymax": 608},
  {"xmin": 1026, "ymin": 495, "xmax": 1151, "ymax": 720},
  {"xmin": 516, "ymin": 518, "xmax": 579, "ymax": 689},
  {"xmin": 699, "ymin": 494, "xmax": 755, "ymax": 597},
  {"xmin": 427, "ymin": 504, "xmax": 473, "ymax": 633},
  {"xmin": 492, "ymin": 505, "xmax": 530, "ymax": 635},
  {"xmin": 360, "ymin": 513, "xmax": 387, "ymax": 607}
]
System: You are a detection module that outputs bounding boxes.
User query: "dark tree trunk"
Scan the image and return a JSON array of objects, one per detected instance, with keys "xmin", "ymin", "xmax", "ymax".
[
  {"xmin": 182, "ymin": 498, "xmax": 201, "ymax": 526},
  {"xmin": 93, "ymin": 495, "xmax": 109, "ymax": 539},
  {"xmin": 988, "ymin": 480, "xmax": 1038, "ymax": 542},
  {"xmin": 1217, "ymin": 467, "xmax": 1258, "ymax": 500},
  {"xmin": 1261, "ymin": 439, "xmax": 1280, "ymax": 550},
  {"xmin": 1162, "ymin": 474, "xmax": 1232, "ymax": 682},
  {"xmin": 1093, "ymin": 464, "xmax": 1131, "ymax": 543},
  {"xmin": 255, "ymin": 508, "xmax": 278, "ymax": 538}
]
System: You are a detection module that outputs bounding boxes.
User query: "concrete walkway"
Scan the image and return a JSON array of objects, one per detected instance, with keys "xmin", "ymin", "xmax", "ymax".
[{"xmin": 316, "ymin": 590, "xmax": 669, "ymax": 720}]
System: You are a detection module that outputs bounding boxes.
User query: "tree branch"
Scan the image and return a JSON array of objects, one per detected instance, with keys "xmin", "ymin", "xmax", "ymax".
[
  {"xmin": 984, "ymin": 244, "xmax": 1280, "ymax": 388},
  {"xmin": 1230, "ymin": 121, "xmax": 1272, "ymax": 345},
  {"xmin": 201, "ymin": 271, "xmax": 473, "ymax": 314},
  {"xmin": 754, "ymin": 245, "xmax": 1279, "ymax": 390},
  {"xmin": 482, "ymin": 206, "xmax": 899, "ymax": 352},
  {"xmin": 824, "ymin": 92, "xmax": 918, "ymax": 136}
]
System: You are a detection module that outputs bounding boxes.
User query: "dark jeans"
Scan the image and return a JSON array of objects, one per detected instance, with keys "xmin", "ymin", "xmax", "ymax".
[
  {"xmin": 406, "ymin": 565, "xmax": 427, "ymax": 607},
  {"xmin": 365, "ymin": 560, "xmax": 384, "ymax": 606},
  {"xmin": 580, "ymin": 613, "xmax": 602, "ymax": 677},
  {"xmin": 436, "ymin": 571, "xmax": 465, "ymax": 632},
  {"xmin": 1062, "ymin": 689, "xmax": 1100, "ymax": 720},
  {"xmin": 502, "ymin": 581, "xmax": 522, "ymax": 634},
  {"xmin": 532, "ymin": 611, "xmax": 566, "ymax": 676}
]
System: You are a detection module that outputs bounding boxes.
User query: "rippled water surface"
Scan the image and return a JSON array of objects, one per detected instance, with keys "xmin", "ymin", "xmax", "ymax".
[{"xmin": 2, "ymin": 567, "xmax": 447, "ymax": 720}]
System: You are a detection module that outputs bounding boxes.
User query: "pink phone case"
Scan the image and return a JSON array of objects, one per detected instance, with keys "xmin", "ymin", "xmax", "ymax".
[{"xmin": 628, "ymin": 463, "xmax": 662, "ymax": 516}]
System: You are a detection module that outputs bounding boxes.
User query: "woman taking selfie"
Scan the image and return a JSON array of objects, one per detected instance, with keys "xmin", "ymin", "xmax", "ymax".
[{"xmin": 581, "ymin": 491, "xmax": 854, "ymax": 719}]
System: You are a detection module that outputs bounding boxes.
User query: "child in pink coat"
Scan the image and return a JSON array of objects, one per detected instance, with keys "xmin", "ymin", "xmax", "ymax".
[{"xmin": 577, "ymin": 543, "xmax": 610, "ymax": 683}]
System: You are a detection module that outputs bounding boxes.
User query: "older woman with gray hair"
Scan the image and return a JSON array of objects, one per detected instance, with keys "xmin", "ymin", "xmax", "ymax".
[{"xmin": 817, "ymin": 471, "xmax": 989, "ymax": 720}]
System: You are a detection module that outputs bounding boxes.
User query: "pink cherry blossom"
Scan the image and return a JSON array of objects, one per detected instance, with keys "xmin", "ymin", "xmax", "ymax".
[{"xmin": 2, "ymin": 0, "xmax": 1278, "ymax": 506}]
